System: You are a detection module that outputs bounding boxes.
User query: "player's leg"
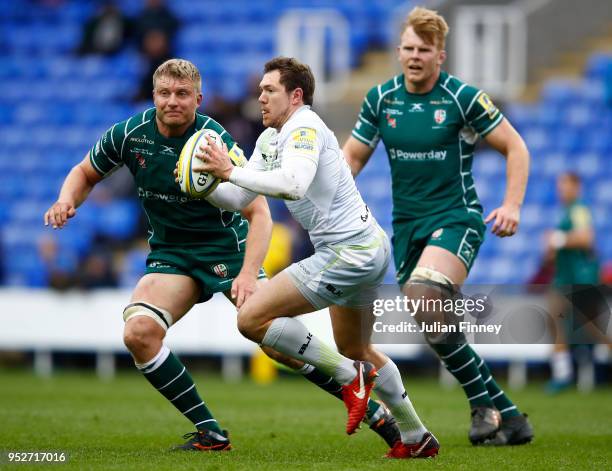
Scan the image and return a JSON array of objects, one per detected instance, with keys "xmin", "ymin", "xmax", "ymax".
[
  {"xmin": 403, "ymin": 246, "xmax": 501, "ymax": 443},
  {"xmin": 546, "ymin": 290, "xmax": 573, "ymax": 393},
  {"xmin": 329, "ymin": 304, "xmax": 438, "ymax": 458},
  {"xmin": 236, "ymin": 271, "xmax": 376, "ymax": 433},
  {"xmin": 123, "ymin": 273, "xmax": 230, "ymax": 450}
]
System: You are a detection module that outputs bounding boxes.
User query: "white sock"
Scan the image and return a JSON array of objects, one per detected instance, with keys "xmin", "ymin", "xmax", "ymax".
[
  {"xmin": 551, "ymin": 350, "xmax": 573, "ymax": 382},
  {"xmin": 374, "ymin": 360, "xmax": 427, "ymax": 444},
  {"xmin": 262, "ymin": 317, "xmax": 356, "ymax": 384},
  {"xmin": 134, "ymin": 345, "xmax": 170, "ymax": 373}
]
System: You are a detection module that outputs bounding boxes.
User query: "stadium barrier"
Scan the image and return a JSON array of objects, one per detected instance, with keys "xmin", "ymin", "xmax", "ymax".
[{"xmin": 1, "ymin": 289, "xmax": 607, "ymax": 389}]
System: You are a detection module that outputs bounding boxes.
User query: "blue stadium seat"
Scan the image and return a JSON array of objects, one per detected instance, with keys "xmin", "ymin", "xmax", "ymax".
[
  {"xmin": 585, "ymin": 53, "xmax": 612, "ymax": 80},
  {"xmin": 94, "ymin": 200, "xmax": 141, "ymax": 241},
  {"xmin": 118, "ymin": 246, "xmax": 149, "ymax": 288}
]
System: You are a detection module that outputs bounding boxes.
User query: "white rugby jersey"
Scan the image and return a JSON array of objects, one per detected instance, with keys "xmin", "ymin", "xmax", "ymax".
[{"xmin": 251, "ymin": 106, "xmax": 376, "ymax": 247}]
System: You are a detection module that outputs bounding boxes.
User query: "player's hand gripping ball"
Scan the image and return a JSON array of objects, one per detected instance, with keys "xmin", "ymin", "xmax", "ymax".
[{"xmin": 177, "ymin": 129, "xmax": 224, "ymax": 198}]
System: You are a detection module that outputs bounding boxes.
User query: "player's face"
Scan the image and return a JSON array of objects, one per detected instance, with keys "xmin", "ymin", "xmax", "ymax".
[
  {"xmin": 153, "ymin": 76, "xmax": 202, "ymax": 131},
  {"xmin": 397, "ymin": 27, "xmax": 446, "ymax": 92},
  {"xmin": 557, "ymin": 175, "xmax": 580, "ymax": 204},
  {"xmin": 258, "ymin": 70, "xmax": 294, "ymax": 129}
]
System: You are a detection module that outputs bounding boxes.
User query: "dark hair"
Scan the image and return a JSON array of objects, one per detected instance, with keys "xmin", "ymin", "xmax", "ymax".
[
  {"xmin": 263, "ymin": 56, "xmax": 315, "ymax": 106},
  {"xmin": 561, "ymin": 171, "xmax": 581, "ymax": 185}
]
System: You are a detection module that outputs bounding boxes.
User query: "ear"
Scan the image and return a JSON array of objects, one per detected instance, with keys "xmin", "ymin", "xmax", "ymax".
[
  {"xmin": 196, "ymin": 93, "xmax": 203, "ymax": 107},
  {"xmin": 438, "ymin": 49, "xmax": 447, "ymax": 66},
  {"xmin": 292, "ymin": 87, "xmax": 304, "ymax": 106}
]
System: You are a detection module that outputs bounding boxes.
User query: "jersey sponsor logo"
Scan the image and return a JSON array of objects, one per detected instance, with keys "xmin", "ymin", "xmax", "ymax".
[
  {"xmin": 130, "ymin": 134, "xmax": 155, "ymax": 145},
  {"xmin": 289, "ymin": 127, "xmax": 316, "ymax": 156},
  {"xmin": 383, "ymin": 108, "xmax": 403, "ymax": 116},
  {"xmin": 389, "ymin": 148, "xmax": 447, "ymax": 161},
  {"xmin": 137, "ymin": 187, "xmax": 192, "ymax": 203},
  {"xmin": 383, "ymin": 97, "xmax": 404, "ymax": 105},
  {"xmin": 148, "ymin": 261, "xmax": 172, "ymax": 269},
  {"xmin": 430, "ymin": 98, "xmax": 453, "ymax": 105},
  {"xmin": 434, "ymin": 109, "xmax": 446, "ymax": 124},
  {"xmin": 212, "ymin": 263, "xmax": 229, "ymax": 278},
  {"xmin": 385, "ymin": 113, "xmax": 397, "ymax": 128},
  {"xmin": 477, "ymin": 92, "xmax": 499, "ymax": 119},
  {"xmin": 159, "ymin": 145, "xmax": 176, "ymax": 156},
  {"xmin": 130, "ymin": 147, "xmax": 154, "ymax": 156},
  {"xmin": 409, "ymin": 103, "xmax": 425, "ymax": 112}
]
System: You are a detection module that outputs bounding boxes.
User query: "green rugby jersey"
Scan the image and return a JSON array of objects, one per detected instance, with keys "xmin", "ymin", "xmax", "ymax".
[
  {"xmin": 89, "ymin": 108, "xmax": 248, "ymax": 253},
  {"xmin": 555, "ymin": 201, "xmax": 599, "ymax": 284},
  {"xmin": 352, "ymin": 71, "xmax": 503, "ymax": 222}
]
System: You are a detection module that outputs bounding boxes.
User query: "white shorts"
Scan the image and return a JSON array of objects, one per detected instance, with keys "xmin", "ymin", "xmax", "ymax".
[{"xmin": 285, "ymin": 226, "xmax": 390, "ymax": 309}]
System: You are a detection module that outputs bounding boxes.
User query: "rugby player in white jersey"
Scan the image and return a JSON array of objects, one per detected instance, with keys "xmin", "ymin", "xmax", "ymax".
[{"xmin": 196, "ymin": 57, "xmax": 439, "ymax": 458}]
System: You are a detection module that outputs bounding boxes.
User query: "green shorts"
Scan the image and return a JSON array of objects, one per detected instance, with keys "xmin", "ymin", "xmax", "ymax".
[
  {"xmin": 392, "ymin": 209, "xmax": 486, "ymax": 285},
  {"xmin": 145, "ymin": 246, "xmax": 266, "ymax": 303}
]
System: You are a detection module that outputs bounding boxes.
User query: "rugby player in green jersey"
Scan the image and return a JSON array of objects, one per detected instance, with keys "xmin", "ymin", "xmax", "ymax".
[
  {"xmin": 44, "ymin": 59, "xmax": 399, "ymax": 452},
  {"xmin": 545, "ymin": 172, "xmax": 607, "ymax": 393},
  {"xmin": 343, "ymin": 7, "xmax": 533, "ymax": 445}
]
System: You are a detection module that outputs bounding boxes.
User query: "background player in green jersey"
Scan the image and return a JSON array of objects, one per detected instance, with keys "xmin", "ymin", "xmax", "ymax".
[
  {"xmin": 545, "ymin": 172, "xmax": 608, "ymax": 393},
  {"xmin": 343, "ymin": 7, "xmax": 533, "ymax": 445},
  {"xmin": 44, "ymin": 59, "xmax": 399, "ymax": 451}
]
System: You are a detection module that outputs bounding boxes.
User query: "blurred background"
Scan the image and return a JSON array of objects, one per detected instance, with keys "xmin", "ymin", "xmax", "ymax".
[{"xmin": 0, "ymin": 0, "xmax": 610, "ymax": 390}]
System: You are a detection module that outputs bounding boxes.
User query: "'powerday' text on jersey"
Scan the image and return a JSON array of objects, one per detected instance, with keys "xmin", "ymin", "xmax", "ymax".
[
  {"xmin": 252, "ymin": 106, "xmax": 375, "ymax": 248},
  {"xmin": 89, "ymin": 108, "xmax": 248, "ymax": 253},
  {"xmin": 352, "ymin": 71, "xmax": 503, "ymax": 222}
]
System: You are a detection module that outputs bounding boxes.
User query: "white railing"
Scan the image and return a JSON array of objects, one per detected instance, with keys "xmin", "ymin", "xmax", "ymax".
[{"xmin": 276, "ymin": 9, "xmax": 350, "ymax": 107}]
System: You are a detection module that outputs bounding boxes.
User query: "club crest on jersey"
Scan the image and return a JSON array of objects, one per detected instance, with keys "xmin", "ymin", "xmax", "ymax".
[
  {"xmin": 135, "ymin": 152, "xmax": 146, "ymax": 169},
  {"xmin": 212, "ymin": 263, "xmax": 229, "ymax": 278},
  {"xmin": 434, "ymin": 109, "xmax": 446, "ymax": 124},
  {"xmin": 386, "ymin": 113, "xmax": 397, "ymax": 128}
]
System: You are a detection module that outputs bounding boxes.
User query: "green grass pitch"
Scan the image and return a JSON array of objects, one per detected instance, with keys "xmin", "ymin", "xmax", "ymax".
[{"xmin": 1, "ymin": 369, "xmax": 611, "ymax": 470}]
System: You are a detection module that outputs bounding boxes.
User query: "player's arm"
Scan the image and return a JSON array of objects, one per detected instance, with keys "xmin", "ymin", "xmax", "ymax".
[
  {"xmin": 231, "ymin": 196, "xmax": 273, "ymax": 307},
  {"xmin": 343, "ymin": 136, "xmax": 375, "ymax": 177},
  {"xmin": 198, "ymin": 129, "xmax": 318, "ymax": 201},
  {"xmin": 44, "ymin": 154, "xmax": 104, "ymax": 228},
  {"xmin": 483, "ymin": 118, "xmax": 530, "ymax": 237},
  {"xmin": 546, "ymin": 206, "xmax": 594, "ymax": 251}
]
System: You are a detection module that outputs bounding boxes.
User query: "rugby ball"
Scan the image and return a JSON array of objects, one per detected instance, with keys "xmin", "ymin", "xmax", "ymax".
[{"xmin": 177, "ymin": 129, "xmax": 223, "ymax": 198}]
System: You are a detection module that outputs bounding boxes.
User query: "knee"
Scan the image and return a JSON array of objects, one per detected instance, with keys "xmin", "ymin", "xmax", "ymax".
[
  {"xmin": 236, "ymin": 305, "xmax": 258, "ymax": 340},
  {"xmin": 123, "ymin": 317, "xmax": 164, "ymax": 354}
]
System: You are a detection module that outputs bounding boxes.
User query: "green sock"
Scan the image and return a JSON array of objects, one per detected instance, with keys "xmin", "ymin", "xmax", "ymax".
[
  {"xmin": 298, "ymin": 363, "xmax": 383, "ymax": 425},
  {"xmin": 136, "ymin": 346, "xmax": 223, "ymax": 434},
  {"xmin": 470, "ymin": 347, "xmax": 521, "ymax": 419},
  {"xmin": 430, "ymin": 343, "xmax": 494, "ymax": 408}
]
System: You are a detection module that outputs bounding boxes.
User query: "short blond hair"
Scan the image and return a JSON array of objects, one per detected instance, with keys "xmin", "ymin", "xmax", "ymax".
[
  {"xmin": 401, "ymin": 6, "xmax": 449, "ymax": 49},
  {"xmin": 152, "ymin": 58, "xmax": 202, "ymax": 93}
]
